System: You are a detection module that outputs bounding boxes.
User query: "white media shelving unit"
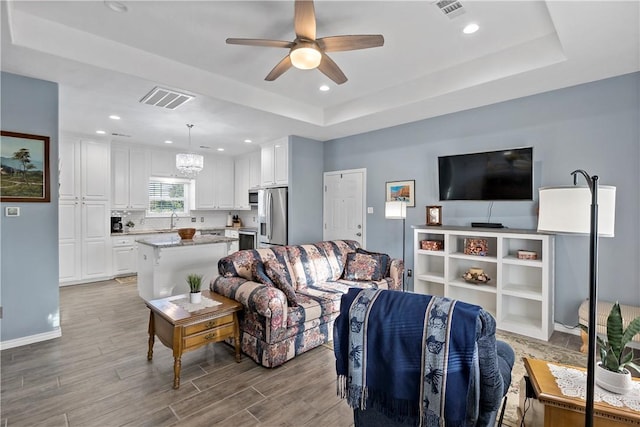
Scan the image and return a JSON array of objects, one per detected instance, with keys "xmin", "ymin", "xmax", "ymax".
[{"xmin": 413, "ymin": 226, "xmax": 555, "ymax": 341}]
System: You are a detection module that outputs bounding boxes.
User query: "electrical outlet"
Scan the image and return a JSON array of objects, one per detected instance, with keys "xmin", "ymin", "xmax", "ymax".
[
  {"xmin": 191, "ymin": 217, "xmax": 196, "ymax": 223},
  {"xmin": 407, "ymin": 269, "xmax": 412, "ymax": 277},
  {"xmin": 201, "ymin": 217, "xmax": 204, "ymax": 222}
]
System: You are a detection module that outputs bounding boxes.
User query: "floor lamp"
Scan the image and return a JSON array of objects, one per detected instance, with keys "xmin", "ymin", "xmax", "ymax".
[
  {"xmin": 537, "ymin": 170, "xmax": 616, "ymax": 427},
  {"xmin": 385, "ymin": 201, "xmax": 407, "ymax": 291}
]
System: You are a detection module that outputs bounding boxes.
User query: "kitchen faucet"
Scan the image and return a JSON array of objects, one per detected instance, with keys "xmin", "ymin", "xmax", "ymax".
[{"xmin": 170, "ymin": 211, "xmax": 178, "ymax": 230}]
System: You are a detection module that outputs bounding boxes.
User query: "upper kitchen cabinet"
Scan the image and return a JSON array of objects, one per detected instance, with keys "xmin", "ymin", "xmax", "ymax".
[
  {"xmin": 261, "ymin": 137, "xmax": 288, "ymax": 187},
  {"xmin": 234, "ymin": 150, "xmax": 260, "ymax": 209},
  {"xmin": 249, "ymin": 150, "xmax": 261, "ymax": 189},
  {"xmin": 59, "ymin": 139, "xmax": 110, "ymax": 200},
  {"xmin": 150, "ymin": 149, "xmax": 180, "ymax": 177},
  {"xmin": 111, "ymin": 145, "xmax": 148, "ymax": 210},
  {"xmin": 234, "ymin": 154, "xmax": 250, "ymax": 210},
  {"xmin": 194, "ymin": 154, "xmax": 235, "ymax": 210}
]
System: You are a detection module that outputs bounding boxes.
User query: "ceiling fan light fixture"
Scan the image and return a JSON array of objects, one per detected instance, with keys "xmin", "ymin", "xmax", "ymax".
[{"xmin": 290, "ymin": 44, "xmax": 322, "ymax": 70}]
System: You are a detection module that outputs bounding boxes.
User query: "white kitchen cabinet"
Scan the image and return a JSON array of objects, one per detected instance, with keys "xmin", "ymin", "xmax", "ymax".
[
  {"xmin": 112, "ymin": 145, "xmax": 148, "ymax": 210},
  {"xmin": 58, "ymin": 137, "xmax": 111, "ymax": 285},
  {"xmin": 150, "ymin": 149, "xmax": 179, "ymax": 177},
  {"xmin": 261, "ymin": 138, "xmax": 288, "ymax": 187},
  {"xmin": 59, "ymin": 139, "xmax": 110, "ymax": 200},
  {"xmin": 112, "ymin": 235, "xmax": 137, "ymax": 276},
  {"xmin": 225, "ymin": 229, "xmax": 239, "ymax": 254},
  {"xmin": 59, "ymin": 200, "xmax": 81, "ymax": 282},
  {"xmin": 413, "ymin": 226, "xmax": 554, "ymax": 341},
  {"xmin": 195, "ymin": 154, "xmax": 234, "ymax": 210},
  {"xmin": 215, "ymin": 156, "xmax": 235, "ymax": 209},
  {"xmin": 249, "ymin": 150, "xmax": 261, "ymax": 189},
  {"xmin": 59, "ymin": 199, "xmax": 111, "ymax": 285},
  {"xmin": 234, "ymin": 154, "xmax": 250, "ymax": 210}
]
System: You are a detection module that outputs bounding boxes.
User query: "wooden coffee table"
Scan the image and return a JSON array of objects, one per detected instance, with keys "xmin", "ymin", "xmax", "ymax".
[
  {"xmin": 145, "ymin": 290, "xmax": 243, "ymax": 389},
  {"xmin": 523, "ymin": 358, "xmax": 640, "ymax": 426}
]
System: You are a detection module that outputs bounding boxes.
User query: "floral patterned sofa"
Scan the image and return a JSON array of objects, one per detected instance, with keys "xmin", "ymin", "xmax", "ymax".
[{"xmin": 211, "ymin": 240, "xmax": 403, "ymax": 367}]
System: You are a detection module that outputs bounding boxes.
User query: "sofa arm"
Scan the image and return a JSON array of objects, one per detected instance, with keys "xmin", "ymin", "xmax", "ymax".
[
  {"xmin": 388, "ymin": 258, "xmax": 404, "ymax": 290},
  {"xmin": 211, "ymin": 276, "xmax": 288, "ymax": 329}
]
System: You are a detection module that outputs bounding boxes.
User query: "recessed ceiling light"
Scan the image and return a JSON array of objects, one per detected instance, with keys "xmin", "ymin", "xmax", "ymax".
[
  {"xmin": 463, "ymin": 23, "xmax": 479, "ymax": 34},
  {"xmin": 104, "ymin": 1, "xmax": 128, "ymax": 13},
  {"xmin": 164, "ymin": 140, "xmax": 173, "ymax": 144},
  {"xmin": 109, "ymin": 115, "xmax": 121, "ymax": 120},
  {"xmin": 244, "ymin": 139, "xmax": 252, "ymax": 143},
  {"xmin": 319, "ymin": 85, "xmax": 330, "ymax": 92},
  {"xmin": 96, "ymin": 130, "xmax": 106, "ymax": 135},
  {"xmin": 217, "ymin": 148, "xmax": 225, "ymax": 152}
]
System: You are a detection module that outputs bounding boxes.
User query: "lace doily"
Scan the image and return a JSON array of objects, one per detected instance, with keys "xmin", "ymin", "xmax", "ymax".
[
  {"xmin": 547, "ymin": 363, "xmax": 640, "ymax": 412},
  {"xmin": 170, "ymin": 295, "xmax": 222, "ymax": 313}
]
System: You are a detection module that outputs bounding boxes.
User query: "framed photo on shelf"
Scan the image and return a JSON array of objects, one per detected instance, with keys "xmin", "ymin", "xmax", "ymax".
[
  {"xmin": 426, "ymin": 205, "xmax": 442, "ymax": 226},
  {"xmin": 0, "ymin": 131, "xmax": 50, "ymax": 203},
  {"xmin": 385, "ymin": 180, "xmax": 415, "ymax": 207}
]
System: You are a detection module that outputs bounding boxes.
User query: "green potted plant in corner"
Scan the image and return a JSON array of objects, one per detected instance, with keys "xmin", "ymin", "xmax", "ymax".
[
  {"xmin": 187, "ymin": 273, "xmax": 203, "ymax": 304},
  {"xmin": 590, "ymin": 302, "xmax": 640, "ymax": 394}
]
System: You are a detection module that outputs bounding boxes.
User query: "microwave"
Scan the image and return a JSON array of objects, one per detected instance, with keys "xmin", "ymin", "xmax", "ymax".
[{"xmin": 248, "ymin": 190, "xmax": 259, "ymax": 206}]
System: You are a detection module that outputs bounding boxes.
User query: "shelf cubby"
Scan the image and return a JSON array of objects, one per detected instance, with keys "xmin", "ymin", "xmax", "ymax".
[{"xmin": 413, "ymin": 226, "xmax": 554, "ymax": 341}]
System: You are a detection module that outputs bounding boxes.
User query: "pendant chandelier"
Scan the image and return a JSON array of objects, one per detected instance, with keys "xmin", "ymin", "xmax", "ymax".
[{"xmin": 175, "ymin": 123, "xmax": 203, "ymax": 178}]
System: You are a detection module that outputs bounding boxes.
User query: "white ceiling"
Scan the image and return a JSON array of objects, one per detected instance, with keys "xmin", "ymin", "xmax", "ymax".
[{"xmin": 2, "ymin": 1, "xmax": 638, "ymax": 156}]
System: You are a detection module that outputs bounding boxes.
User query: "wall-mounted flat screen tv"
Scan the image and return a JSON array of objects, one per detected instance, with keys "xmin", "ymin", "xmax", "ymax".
[{"xmin": 438, "ymin": 147, "xmax": 533, "ymax": 201}]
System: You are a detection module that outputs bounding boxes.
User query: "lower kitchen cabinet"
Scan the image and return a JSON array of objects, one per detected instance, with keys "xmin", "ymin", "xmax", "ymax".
[
  {"xmin": 59, "ymin": 200, "xmax": 111, "ymax": 285},
  {"xmin": 112, "ymin": 235, "xmax": 137, "ymax": 276}
]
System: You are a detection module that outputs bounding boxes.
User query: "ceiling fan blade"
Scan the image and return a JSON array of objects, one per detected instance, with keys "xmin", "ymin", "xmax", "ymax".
[
  {"xmin": 265, "ymin": 55, "xmax": 293, "ymax": 81},
  {"xmin": 226, "ymin": 38, "xmax": 293, "ymax": 49},
  {"xmin": 318, "ymin": 54, "xmax": 347, "ymax": 85},
  {"xmin": 317, "ymin": 35, "xmax": 385, "ymax": 52},
  {"xmin": 294, "ymin": 0, "xmax": 316, "ymax": 40}
]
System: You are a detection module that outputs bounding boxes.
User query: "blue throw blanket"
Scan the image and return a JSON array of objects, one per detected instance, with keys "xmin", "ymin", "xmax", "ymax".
[{"xmin": 335, "ymin": 288, "xmax": 481, "ymax": 427}]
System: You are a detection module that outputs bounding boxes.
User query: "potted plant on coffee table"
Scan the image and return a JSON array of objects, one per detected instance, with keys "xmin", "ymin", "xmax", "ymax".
[
  {"xmin": 589, "ymin": 302, "xmax": 640, "ymax": 394},
  {"xmin": 186, "ymin": 273, "xmax": 203, "ymax": 304}
]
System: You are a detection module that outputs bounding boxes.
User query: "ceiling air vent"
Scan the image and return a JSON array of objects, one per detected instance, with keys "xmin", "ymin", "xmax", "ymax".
[
  {"xmin": 435, "ymin": 0, "xmax": 465, "ymax": 19},
  {"xmin": 139, "ymin": 86, "xmax": 194, "ymax": 110}
]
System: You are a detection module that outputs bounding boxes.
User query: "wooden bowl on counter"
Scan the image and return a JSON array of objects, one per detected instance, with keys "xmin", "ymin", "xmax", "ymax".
[{"xmin": 177, "ymin": 228, "xmax": 196, "ymax": 240}]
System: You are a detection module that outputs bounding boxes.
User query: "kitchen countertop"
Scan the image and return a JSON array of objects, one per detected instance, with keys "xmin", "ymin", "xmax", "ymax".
[
  {"xmin": 136, "ymin": 235, "xmax": 237, "ymax": 248},
  {"xmin": 112, "ymin": 226, "xmax": 257, "ymax": 236}
]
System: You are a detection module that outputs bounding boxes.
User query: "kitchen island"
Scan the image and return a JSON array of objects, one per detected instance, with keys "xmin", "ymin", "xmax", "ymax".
[{"xmin": 136, "ymin": 235, "xmax": 237, "ymax": 301}]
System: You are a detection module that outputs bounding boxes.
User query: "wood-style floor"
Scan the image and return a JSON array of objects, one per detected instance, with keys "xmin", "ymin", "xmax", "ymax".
[{"xmin": 1, "ymin": 280, "xmax": 354, "ymax": 427}]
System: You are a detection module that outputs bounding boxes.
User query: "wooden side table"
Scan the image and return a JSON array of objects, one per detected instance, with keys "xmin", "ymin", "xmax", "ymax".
[
  {"xmin": 145, "ymin": 290, "xmax": 243, "ymax": 389},
  {"xmin": 523, "ymin": 358, "xmax": 640, "ymax": 426}
]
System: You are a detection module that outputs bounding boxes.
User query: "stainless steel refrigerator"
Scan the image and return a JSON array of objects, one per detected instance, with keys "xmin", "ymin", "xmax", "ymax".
[{"xmin": 258, "ymin": 187, "xmax": 288, "ymax": 247}]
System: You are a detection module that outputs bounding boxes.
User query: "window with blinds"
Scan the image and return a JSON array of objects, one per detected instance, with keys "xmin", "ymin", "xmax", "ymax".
[{"xmin": 147, "ymin": 177, "xmax": 191, "ymax": 216}]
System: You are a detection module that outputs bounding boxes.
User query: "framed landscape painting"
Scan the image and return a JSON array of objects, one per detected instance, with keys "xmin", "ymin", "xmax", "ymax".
[
  {"xmin": 386, "ymin": 179, "xmax": 415, "ymax": 207},
  {"xmin": 1, "ymin": 131, "xmax": 51, "ymax": 202}
]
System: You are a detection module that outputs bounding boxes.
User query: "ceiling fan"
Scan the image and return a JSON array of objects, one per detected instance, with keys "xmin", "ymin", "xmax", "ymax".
[{"xmin": 226, "ymin": 0, "xmax": 384, "ymax": 85}]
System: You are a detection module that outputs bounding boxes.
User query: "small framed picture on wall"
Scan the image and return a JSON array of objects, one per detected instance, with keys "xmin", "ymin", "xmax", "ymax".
[{"xmin": 426, "ymin": 205, "xmax": 442, "ymax": 226}]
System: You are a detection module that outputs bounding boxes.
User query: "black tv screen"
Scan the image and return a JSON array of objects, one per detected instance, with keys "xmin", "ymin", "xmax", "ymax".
[{"xmin": 438, "ymin": 147, "xmax": 533, "ymax": 201}]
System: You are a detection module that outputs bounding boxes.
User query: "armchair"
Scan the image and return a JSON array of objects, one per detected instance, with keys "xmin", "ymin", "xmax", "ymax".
[{"xmin": 334, "ymin": 288, "xmax": 514, "ymax": 426}]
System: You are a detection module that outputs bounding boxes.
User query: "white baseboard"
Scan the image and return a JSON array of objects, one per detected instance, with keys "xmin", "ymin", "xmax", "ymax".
[
  {"xmin": 0, "ymin": 327, "xmax": 61, "ymax": 350},
  {"xmin": 554, "ymin": 322, "xmax": 581, "ymax": 336}
]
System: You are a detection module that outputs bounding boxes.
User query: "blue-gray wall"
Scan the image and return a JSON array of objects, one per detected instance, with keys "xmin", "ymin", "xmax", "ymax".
[
  {"xmin": 324, "ymin": 72, "xmax": 640, "ymax": 326},
  {"xmin": 289, "ymin": 135, "xmax": 324, "ymax": 245},
  {"xmin": 1, "ymin": 72, "xmax": 60, "ymax": 343}
]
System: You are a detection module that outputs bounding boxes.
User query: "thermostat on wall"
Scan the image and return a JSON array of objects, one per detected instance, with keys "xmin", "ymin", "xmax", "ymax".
[{"xmin": 5, "ymin": 207, "xmax": 20, "ymax": 217}]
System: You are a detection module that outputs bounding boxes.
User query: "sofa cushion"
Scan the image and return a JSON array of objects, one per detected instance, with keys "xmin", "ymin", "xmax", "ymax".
[
  {"xmin": 255, "ymin": 247, "xmax": 296, "ymax": 289},
  {"xmin": 265, "ymin": 260, "xmax": 298, "ymax": 307},
  {"xmin": 287, "ymin": 240, "xmax": 361, "ymax": 289},
  {"xmin": 356, "ymin": 248, "xmax": 391, "ymax": 277},
  {"xmin": 218, "ymin": 249, "xmax": 260, "ymax": 280},
  {"xmin": 343, "ymin": 252, "xmax": 384, "ymax": 281}
]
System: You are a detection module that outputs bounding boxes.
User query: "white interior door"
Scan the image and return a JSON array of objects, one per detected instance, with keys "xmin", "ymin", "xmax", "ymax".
[{"xmin": 323, "ymin": 169, "xmax": 366, "ymax": 246}]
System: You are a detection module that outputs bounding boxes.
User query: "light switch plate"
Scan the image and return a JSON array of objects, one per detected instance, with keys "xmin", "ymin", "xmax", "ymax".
[{"xmin": 367, "ymin": 207, "xmax": 374, "ymax": 214}]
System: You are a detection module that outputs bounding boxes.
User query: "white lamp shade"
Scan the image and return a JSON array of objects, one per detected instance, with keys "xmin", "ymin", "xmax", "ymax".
[
  {"xmin": 385, "ymin": 201, "xmax": 407, "ymax": 219},
  {"xmin": 537, "ymin": 185, "xmax": 616, "ymax": 237}
]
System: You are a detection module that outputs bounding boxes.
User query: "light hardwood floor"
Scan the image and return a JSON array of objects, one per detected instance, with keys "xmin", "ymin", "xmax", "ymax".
[{"xmin": 1, "ymin": 280, "xmax": 354, "ymax": 427}]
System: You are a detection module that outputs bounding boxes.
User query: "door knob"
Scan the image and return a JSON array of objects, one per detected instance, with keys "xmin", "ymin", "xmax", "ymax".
[{"xmin": 356, "ymin": 232, "xmax": 362, "ymax": 237}]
